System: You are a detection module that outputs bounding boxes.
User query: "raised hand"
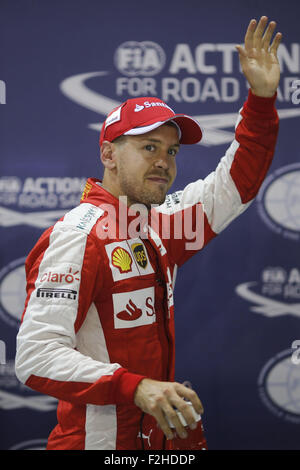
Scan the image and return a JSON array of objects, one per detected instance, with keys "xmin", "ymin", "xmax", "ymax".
[{"xmin": 236, "ymin": 16, "xmax": 282, "ymax": 97}]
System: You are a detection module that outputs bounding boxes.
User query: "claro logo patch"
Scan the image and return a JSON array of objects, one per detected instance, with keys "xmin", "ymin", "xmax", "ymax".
[{"xmin": 39, "ymin": 267, "xmax": 80, "ymax": 284}]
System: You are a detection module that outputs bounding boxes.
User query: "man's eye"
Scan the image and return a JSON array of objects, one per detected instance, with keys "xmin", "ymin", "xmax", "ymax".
[
  {"xmin": 145, "ymin": 144, "xmax": 156, "ymax": 152},
  {"xmin": 168, "ymin": 148, "xmax": 178, "ymax": 156}
]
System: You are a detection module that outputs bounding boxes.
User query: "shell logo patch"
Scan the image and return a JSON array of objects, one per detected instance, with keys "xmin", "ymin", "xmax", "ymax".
[
  {"xmin": 132, "ymin": 243, "xmax": 148, "ymax": 269},
  {"xmin": 112, "ymin": 247, "xmax": 133, "ymax": 273}
]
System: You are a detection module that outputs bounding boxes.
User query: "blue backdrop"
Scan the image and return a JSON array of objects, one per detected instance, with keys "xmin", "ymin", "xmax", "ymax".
[{"xmin": 1, "ymin": 0, "xmax": 300, "ymax": 450}]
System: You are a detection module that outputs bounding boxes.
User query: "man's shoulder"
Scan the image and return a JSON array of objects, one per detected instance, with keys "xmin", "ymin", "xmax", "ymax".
[
  {"xmin": 25, "ymin": 202, "xmax": 106, "ymax": 275},
  {"xmin": 29, "ymin": 203, "xmax": 105, "ymax": 252},
  {"xmin": 56, "ymin": 202, "xmax": 105, "ymax": 236}
]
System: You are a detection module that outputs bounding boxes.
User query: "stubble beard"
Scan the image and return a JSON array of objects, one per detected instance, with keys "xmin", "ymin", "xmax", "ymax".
[{"xmin": 118, "ymin": 167, "xmax": 167, "ymax": 209}]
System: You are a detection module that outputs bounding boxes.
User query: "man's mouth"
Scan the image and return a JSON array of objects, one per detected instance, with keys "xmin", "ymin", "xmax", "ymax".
[{"xmin": 146, "ymin": 176, "xmax": 169, "ymax": 184}]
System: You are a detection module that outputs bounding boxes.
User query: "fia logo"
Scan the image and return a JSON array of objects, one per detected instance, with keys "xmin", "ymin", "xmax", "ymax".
[
  {"xmin": 114, "ymin": 41, "xmax": 166, "ymax": 76},
  {"xmin": 235, "ymin": 266, "xmax": 300, "ymax": 318},
  {"xmin": 257, "ymin": 163, "xmax": 300, "ymax": 241},
  {"xmin": 258, "ymin": 349, "xmax": 300, "ymax": 423}
]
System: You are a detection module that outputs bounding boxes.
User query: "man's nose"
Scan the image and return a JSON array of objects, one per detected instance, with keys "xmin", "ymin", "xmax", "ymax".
[{"xmin": 153, "ymin": 152, "xmax": 169, "ymax": 169}]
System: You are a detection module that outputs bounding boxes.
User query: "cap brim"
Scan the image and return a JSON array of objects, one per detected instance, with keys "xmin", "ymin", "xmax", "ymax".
[
  {"xmin": 124, "ymin": 114, "xmax": 202, "ymax": 145},
  {"xmin": 171, "ymin": 115, "xmax": 202, "ymax": 144}
]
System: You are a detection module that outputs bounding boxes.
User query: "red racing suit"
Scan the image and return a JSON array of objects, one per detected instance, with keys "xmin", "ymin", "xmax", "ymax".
[{"xmin": 15, "ymin": 91, "xmax": 279, "ymax": 450}]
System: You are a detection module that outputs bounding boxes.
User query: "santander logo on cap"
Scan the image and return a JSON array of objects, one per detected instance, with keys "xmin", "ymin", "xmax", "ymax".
[
  {"xmin": 134, "ymin": 104, "xmax": 144, "ymax": 112},
  {"xmin": 134, "ymin": 101, "xmax": 174, "ymax": 113}
]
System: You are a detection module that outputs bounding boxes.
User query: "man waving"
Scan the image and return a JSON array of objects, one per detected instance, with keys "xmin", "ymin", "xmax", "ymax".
[{"xmin": 15, "ymin": 17, "xmax": 282, "ymax": 450}]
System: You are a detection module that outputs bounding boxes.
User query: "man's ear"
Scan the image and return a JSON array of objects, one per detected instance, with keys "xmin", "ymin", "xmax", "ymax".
[{"xmin": 100, "ymin": 141, "xmax": 117, "ymax": 170}]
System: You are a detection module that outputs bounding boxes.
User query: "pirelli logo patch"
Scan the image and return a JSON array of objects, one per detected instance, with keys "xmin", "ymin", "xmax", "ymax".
[{"xmin": 36, "ymin": 287, "xmax": 77, "ymax": 300}]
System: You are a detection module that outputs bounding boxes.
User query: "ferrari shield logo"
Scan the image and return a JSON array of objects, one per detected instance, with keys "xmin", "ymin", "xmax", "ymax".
[{"xmin": 132, "ymin": 243, "xmax": 148, "ymax": 269}]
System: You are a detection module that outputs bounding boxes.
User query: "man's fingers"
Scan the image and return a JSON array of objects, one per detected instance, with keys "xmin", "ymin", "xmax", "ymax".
[
  {"xmin": 241, "ymin": 16, "xmax": 282, "ymax": 61},
  {"xmin": 244, "ymin": 18, "xmax": 257, "ymax": 51},
  {"xmin": 270, "ymin": 32, "xmax": 283, "ymax": 55},
  {"xmin": 154, "ymin": 408, "xmax": 174, "ymax": 441},
  {"xmin": 156, "ymin": 383, "xmax": 204, "ymax": 439},
  {"xmin": 174, "ymin": 382, "xmax": 204, "ymax": 415},
  {"xmin": 253, "ymin": 16, "xmax": 268, "ymax": 48},
  {"xmin": 170, "ymin": 397, "xmax": 200, "ymax": 431},
  {"xmin": 163, "ymin": 404, "xmax": 189, "ymax": 439},
  {"xmin": 235, "ymin": 45, "xmax": 247, "ymax": 59},
  {"xmin": 262, "ymin": 21, "xmax": 277, "ymax": 50}
]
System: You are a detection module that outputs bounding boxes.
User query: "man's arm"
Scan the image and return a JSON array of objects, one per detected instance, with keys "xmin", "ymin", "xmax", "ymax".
[{"xmin": 153, "ymin": 17, "xmax": 281, "ymax": 267}]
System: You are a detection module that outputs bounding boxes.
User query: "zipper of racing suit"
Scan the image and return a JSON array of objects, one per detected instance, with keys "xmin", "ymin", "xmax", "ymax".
[
  {"xmin": 156, "ymin": 276, "xmax": 171, "ymax": 382},
  {"xmin": 142, "ymin": 239, "xmax": 172, "ymax": 450},
  {"xmin": 157, "ymin": 274, "xmax": 170, "ymax": 451},
  {"xmin": 145, "ymin": 238, "xmax": 171, "ymax": 382},
  {"xmin": 138, "ymin": 275, "xmax": 170, "ymax": 450}
]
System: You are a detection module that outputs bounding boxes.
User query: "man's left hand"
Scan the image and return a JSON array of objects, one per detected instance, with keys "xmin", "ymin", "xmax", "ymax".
[{"xmin": 236, "ymin": 16, "xmax": 282, "ymax": 98}]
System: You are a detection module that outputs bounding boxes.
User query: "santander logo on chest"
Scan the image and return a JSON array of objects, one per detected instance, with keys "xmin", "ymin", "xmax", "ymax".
[
  {"xmin": 113, "ymin": 287, "xmax": 155, "ymax": 329},
  {"xmin": 116, "ymin": 296, "xmax": 155, "ymax": 321}
]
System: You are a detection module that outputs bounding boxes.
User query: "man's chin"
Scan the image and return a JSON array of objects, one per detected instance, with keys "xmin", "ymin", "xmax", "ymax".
[
  {"xmin": 122, "ymin": 186, "xmax": 167, "ymax": 208},
  {"xmin": 143, "ymin": 191, "xmax": 167, "ymax": 208}
]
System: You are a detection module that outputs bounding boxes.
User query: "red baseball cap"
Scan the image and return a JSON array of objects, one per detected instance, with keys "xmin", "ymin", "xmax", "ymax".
[{"xmin": 99, "ymin": 97, "xmax": 202, "ymax": 147}]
